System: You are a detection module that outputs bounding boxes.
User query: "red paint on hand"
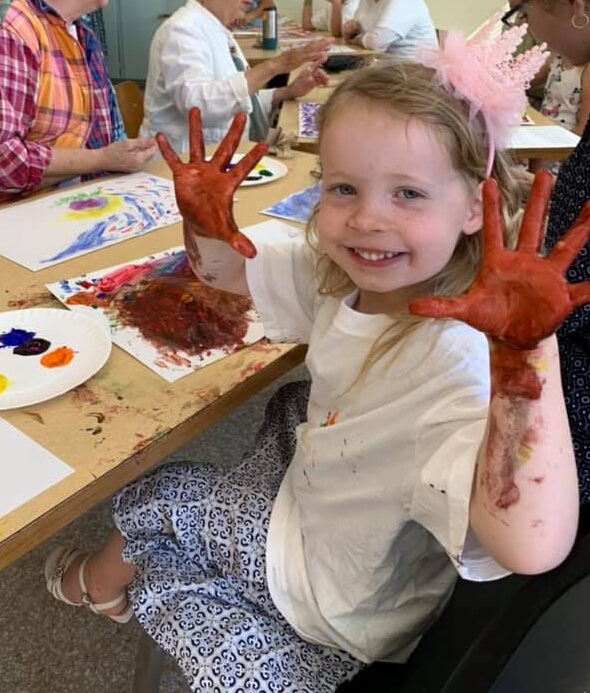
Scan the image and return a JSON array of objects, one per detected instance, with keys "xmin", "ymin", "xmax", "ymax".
[
  {"xmin": 156, "ymin": 108, "xmax": 268, "ymax": 259},
  {"xmin": 410, "ymin": 171, "xmax": 590, "ymax": 397}
]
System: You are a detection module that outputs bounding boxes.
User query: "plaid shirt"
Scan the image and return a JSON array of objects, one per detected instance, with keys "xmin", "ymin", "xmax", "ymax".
[{"xmin": 0, "ymin": 0, "xmax": 124, "ymax": 199}]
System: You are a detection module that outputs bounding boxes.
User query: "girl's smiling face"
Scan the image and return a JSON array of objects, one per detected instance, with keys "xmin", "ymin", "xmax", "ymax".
[{"xmin": 316, "ymin": 100, "xmax": 483, "ymax": 315}]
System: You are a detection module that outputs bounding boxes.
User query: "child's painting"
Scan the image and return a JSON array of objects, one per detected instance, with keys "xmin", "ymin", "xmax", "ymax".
[
  {"xmin": 46, "ymin": 248, "xmax": 265, "ymax": 382},
  {"xmin": 298, "ymin": 103, "xmax": 321, "ymax": 139},
  {"xmin": 261, "ymin": 185, "xmax": 321, "ymax": 224},
  {"xmin": 0, "ymin": 173, "xmax": 181, "ymax": 271}
]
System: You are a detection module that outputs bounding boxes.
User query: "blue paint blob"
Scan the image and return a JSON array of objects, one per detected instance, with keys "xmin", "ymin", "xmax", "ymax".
[{"xmin": 0, "ymin": 328, "xmax": 36, "ymax": 348}]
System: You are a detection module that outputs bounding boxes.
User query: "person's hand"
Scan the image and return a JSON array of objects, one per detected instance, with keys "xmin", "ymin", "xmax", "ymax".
[
  {"xmin": 100, "ymin": 138, "xmax": 157, "ymax": 172},
  {"xmin": 274, "ymin": 38, "xmax": 332, "ymax": 73},
  {"xmin": 156, "ymin": 107, "xmax": 268, "ymax": 259},
  {"xmin": 410, "ymin": 171, "xmax": 590, "ymax": 350},
  {"xmin": 342, "ymin": 19, "xmax": 360, "ymax": 40},
  {"xmin": 286, "ymin": 65, "xmax": 329, "ymax": 98}
]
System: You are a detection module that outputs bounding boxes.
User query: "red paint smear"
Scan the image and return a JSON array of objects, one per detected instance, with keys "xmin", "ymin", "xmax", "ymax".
[
  {"xmin": 482, "ymin": 407, "xmax": 522, "ymax": 511},
  {"xmin": 41, "ymin": 346, "xmax": 74, "ymax": 368},
  {"xmin": 490, "ymin": 341, "xmax": 542, "ymax": 400},
  {"xmin": 112, "ymin": 261, "xmax": 252, "ymax": 355}
]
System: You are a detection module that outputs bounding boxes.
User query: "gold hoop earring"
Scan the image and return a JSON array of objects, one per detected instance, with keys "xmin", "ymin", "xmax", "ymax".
[{"xmin": 572, "ymin": 13, "xmax": 590, "ymax": 29}]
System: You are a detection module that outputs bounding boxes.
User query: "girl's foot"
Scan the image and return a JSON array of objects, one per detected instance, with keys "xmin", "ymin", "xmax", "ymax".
[{"xmin": 45, "ymin": 547, "xmax": 133, "ymax": 623}]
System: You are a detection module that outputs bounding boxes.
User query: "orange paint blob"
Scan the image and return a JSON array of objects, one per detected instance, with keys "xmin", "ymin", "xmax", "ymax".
[{"xmin": 40, "ymin": 346, "xmax": 75, "ymax": 368}]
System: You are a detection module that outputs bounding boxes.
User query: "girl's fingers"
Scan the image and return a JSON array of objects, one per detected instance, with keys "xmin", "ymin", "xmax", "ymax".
[
  {"xmin": 482, "ymin": 178, "xmax": 505, "ymax": 257},
  {"xmin": 188, "ymin": 108, "xmax": 205, "ymax": 162},
  {"xmin": 569, "ymin": 280, "xmax": 590, "ymax": 309},
  {"xmin": 156, "ymin": 133, "xmax": 181, "ymax": 170},
  {"xmin": 230, "ymin": 231, "xmax": 258, "ymax": 259},
  {"xmin": 212, "ymin": 112, "xmax": 248, "ymax": 170},
  {"xmin": 517, "ymin": 170, "xmax": 553, "ymax": 253},
  {"xmin": 230, "ymin": 141, "xmax": 269, "ymax": 183},
  {"xmin": 547, "ymin": 218, "xmax": 590, "ymax": 272}
]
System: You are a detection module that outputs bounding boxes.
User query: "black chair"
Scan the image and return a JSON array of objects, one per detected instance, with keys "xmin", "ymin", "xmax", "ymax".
[{"xmin": 133, "ymin": 510, "xmax": 590, "ymax": 693}]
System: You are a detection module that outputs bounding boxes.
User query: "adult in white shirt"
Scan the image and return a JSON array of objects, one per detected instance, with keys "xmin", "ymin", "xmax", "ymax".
[
  {"xmin": 140, "ymin": 0, "xmax": 331, "ymax": 151},
  {"xmin": 301, "ymin": 0, "xmax": 360, "ymax": 38},
  {"xmin": 343, "ymin": 0, "xmax": 437, "ymax": 58}
]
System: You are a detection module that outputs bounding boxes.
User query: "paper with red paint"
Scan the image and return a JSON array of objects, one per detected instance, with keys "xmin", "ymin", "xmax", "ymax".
[
  {"xmin": 46, "ymin": 247, "xmax": 265, "ymax": 382},
  {"xmin": 0, "ymin": 416, "xmax": 73, "ymax": 518}
]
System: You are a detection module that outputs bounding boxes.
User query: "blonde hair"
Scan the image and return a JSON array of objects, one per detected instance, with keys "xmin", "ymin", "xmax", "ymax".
[{"xmin": 306, "ymin": 61, "xmax": 524, "ymax": 372}]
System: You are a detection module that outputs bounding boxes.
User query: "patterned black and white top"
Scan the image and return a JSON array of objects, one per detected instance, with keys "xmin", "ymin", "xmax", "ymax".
[{"xmin": 545, "ymin": 118, "xmax": 590, "ymax": 503}]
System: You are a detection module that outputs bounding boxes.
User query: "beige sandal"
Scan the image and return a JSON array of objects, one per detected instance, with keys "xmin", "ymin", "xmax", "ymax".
[{"xmin": 44, "ymin": 546, "xmax": 133, "ymax": 624}]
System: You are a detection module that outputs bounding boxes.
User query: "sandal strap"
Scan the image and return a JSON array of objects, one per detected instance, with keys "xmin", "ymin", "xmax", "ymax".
[
  {"xmin": 78, "ymin": 554, "xmax": 128, "ymax": 615},
  {"xmin": 46, "ymin": 547, "xmax": 86, "ymax": 606}
]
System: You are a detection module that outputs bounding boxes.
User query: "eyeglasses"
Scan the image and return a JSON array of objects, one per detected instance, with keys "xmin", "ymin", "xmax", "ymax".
[{"xmin": 501, "ymin": 2, "xmax": 527, "ymax": 28}]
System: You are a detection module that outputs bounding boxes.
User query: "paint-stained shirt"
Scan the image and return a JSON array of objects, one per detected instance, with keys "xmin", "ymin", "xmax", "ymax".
[
  {"xmin": 0, "ymin": 0, "xmax": 124, "ymax": 200},
  {"xmin": 243, "ymin": 222, "xmax": 508, "ymax": 664}
]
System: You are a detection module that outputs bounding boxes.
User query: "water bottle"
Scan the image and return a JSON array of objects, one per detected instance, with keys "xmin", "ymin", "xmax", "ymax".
[{"xmin": 262, "ymin": 4, "xmax": 278, "ymax": 50}]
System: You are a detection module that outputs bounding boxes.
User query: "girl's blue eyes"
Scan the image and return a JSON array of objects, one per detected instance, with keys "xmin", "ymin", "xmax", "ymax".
[
  {"xmin": 330, "ymin": 183, "xmax": 356, "ymax": 195},
  {"xmin": 327, "ymin": 185, "xmax": 423, "ymax": 200}
]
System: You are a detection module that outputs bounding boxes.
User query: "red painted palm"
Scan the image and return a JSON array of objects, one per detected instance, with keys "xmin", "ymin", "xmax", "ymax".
[
  {"xmin": 156, "ymin": 108, "xmax": 268, "ymax": 259},
  {"xmin": 410, "ymin": 171, "xmax": 590, "ymax": 351}
]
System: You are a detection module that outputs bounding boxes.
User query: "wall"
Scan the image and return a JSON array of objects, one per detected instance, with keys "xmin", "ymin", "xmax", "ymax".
[{"xmin": 278, "ymin": 0, "xmax": 507, "ymax": 35}]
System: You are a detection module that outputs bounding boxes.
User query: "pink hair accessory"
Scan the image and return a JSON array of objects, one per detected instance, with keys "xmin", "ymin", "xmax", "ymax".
[{"xmin": 419, "ymin": 14, "xmax": 549, "ymax": 177}]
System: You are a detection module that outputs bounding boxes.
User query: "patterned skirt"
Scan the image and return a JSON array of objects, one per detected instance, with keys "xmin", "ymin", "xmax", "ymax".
[{"xmin": 112, "ymin": 381, "xmax": 363, "ymax": 692}]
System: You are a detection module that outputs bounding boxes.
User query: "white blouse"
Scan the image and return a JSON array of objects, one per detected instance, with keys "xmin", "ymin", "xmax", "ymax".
[{"xmin": 139, "ymin": 0, "xmax": 273, "ymax": 151}]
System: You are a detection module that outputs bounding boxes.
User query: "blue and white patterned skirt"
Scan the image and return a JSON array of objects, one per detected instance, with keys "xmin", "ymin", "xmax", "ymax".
[{"xmin": 113, "ymin": 381, "xmax": 363, "ymax": 692}]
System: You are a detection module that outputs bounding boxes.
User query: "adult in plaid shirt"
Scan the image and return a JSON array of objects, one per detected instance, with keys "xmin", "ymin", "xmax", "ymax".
[{"xmin": 0, "ymin": 0, "xmax": 156, "ymax": 202}]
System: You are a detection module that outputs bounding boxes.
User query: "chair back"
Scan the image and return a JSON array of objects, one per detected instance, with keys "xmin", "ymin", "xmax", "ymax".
[{"xmin": 114, "ymin": 80, "xmax": 144, "ymax": 138}]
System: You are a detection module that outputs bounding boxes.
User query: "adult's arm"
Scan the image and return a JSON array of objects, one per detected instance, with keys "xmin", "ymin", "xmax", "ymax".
[{"xmin": 0, "ymin": 31, "xmax": 51, "ymax": 193}]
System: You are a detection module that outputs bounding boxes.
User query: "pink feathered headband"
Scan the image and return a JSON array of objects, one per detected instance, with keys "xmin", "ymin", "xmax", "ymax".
[{"xmin": 419, "ymin": 15, "xmax": 549, "ymax": 177}]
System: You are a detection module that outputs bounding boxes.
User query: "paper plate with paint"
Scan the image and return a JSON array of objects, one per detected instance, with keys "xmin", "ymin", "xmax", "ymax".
[
  {"xmin": 0, "ymin": 308, "xmax": 111, "ymax": 410},
  {"xmin": 231, "ymin": 155, "xmax": 288, "ymax": 187}
]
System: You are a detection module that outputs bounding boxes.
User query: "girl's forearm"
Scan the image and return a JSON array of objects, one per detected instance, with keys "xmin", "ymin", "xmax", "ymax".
[
  {"xmin": 183, "ymin": 220, "xmax": 250, "ymax": 296},
  {"xmin": 470, "ymin": 336, "xmax": 578, "ymax": 574}
]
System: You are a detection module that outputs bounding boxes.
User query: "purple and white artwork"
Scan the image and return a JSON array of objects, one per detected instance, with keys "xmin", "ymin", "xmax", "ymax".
[
  {"xmin": 0, "ymin": 173, "xmax": 181, "ymax": 271},
  {"xmin": 261, "ymin": 185, "xmax": 321, "ymax": 224},
  {"xmin": 298, "ymin": 102, "xmax": 321, "ymax": 139}
]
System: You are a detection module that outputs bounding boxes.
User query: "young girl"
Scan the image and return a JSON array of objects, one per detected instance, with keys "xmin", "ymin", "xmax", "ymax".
[
  {"xmin": 301, "ymin": 0, "xmax": 360, "ymax": 37},
  {"xmin": 45, "ymin": 33, "xmax": 590, "ymax": 693}
]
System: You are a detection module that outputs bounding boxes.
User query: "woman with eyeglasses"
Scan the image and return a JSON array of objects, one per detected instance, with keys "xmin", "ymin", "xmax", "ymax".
[{"xmin": 502, "ymin": 1, "xmax": 590, "ymax": 513}]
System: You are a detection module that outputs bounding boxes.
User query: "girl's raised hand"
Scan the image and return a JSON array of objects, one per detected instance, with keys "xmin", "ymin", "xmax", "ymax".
[
  {"xmin": 156, "ymin": 108, "xmax": 268, "ymax": 259},
  {"xmin": 410, "ymin": 171, "xmax": 590, "ymax": 350}
]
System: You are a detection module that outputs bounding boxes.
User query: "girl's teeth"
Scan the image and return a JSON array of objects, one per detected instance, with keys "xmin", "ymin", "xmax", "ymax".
[{"xmin": 355, "ymin": 249, "xmax": 399, "ymax": 261}]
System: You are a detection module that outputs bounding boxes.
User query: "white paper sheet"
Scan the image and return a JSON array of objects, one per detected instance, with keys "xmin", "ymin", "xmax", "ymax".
[
  {"xmin": 0, "ymin": 173, "xmax": 181, "ymax": 271},
  {"xmin": 0, "ymin": 417, "xmax": 73, "ymax": 518},
  {"xmin": 509, "ymin": 126, "xmax": 580, "ymax": 151}
]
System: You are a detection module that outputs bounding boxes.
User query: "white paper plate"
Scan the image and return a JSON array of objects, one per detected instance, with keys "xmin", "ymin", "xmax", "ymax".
[
  {"xmin": 232, "ymin": 155, "xmax": 288, "ymax": 187},
  {"xmin": 0, "ymin": 308, "xmax": 112, "ymax": 410}
]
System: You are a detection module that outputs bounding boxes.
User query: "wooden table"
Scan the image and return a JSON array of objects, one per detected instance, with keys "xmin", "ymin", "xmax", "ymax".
[
  {"xmin": 277, "ymin": 69, "xmax": 353, "ymax": 153},
  {"xmin": 237, "ymin": 32, "xmax": 379, "ymax": 67},
  {"xmin": 509, "ymin": 106, "xmax": 580, "ymax": 162},
  {"xmin": 279, "ymin": 95, "xmax": 580, "ymax": 161},
  {"xmin": 0, "ymin": 149, "xmax": 317, "ymax": 571}
]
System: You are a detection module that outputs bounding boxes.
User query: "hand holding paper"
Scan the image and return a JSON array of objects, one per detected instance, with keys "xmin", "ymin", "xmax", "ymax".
[{"xmin": 156, "ymin": 108, "xmax": 268, "ymax": 259}]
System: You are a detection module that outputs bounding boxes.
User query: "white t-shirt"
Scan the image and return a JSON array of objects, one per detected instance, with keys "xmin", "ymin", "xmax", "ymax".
[
  {"xmin": 139, "ymin": 0, "xmax": 273, "ymax": 150},
  {"xmin": 243, "ymin": 223, "xmax": 508, "ymax": 664},
  {"xmin": 354, "ymin": 0, "xmax": 437, "ymax": 58},
  {"xmin": 312, "ymin": 0, "xmax": 360, "ymax": 32}
]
